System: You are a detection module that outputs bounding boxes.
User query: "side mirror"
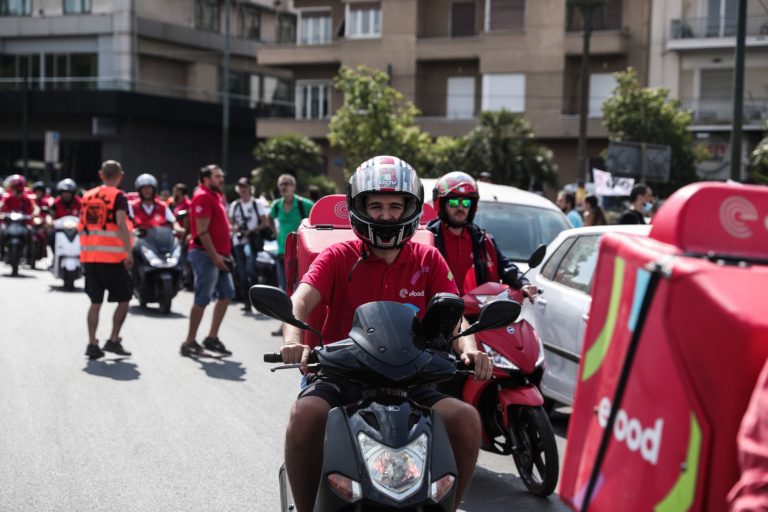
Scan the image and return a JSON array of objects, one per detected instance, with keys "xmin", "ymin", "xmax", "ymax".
[
  {"xmin": 453, "ymin": 299, "xmax": 521, "ymax": 339},
  {"xmin": 248, "ymin": 285, "xmax": 322, "ymax": 340},
  {"xmin": 527, "ymin": 244, "xmax": 547, "ymax": 270},
  {"xmin": 420, "ymin": 293, "xmax": 465, "ymax": 347}
]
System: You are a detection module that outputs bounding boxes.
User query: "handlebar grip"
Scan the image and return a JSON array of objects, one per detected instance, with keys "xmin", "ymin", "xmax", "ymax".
[{"xmin": 263, "ymin": 352, "xmax": 283, "ymax": 363}]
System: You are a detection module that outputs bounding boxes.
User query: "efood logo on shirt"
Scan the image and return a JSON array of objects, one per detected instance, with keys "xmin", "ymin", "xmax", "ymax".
[
  {"xmin": 399, "ymin": 288, "xmax": 425, "ymax": 299},
  {"xmin": 195, "ymin": 206, "xmax": 203, "ymax": 213}
]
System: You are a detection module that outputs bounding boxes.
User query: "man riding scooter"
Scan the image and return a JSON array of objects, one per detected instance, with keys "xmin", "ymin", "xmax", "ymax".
[
  {"xmin": 427, "ymin": 171, "xmax": 538, "ymax": 298},
  {"xmin": 0, "ymin": 174, "xmax": 35, "ymax": 262}
]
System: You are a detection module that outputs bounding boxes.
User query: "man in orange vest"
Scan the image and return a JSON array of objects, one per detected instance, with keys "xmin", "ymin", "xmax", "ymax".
[{"xmin": 79, "ymin": 160, "xmax": 134, "ymax": 359}]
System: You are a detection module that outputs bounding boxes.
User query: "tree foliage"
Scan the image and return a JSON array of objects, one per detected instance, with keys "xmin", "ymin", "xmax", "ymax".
[
  {"xmin": 456, "ymin": 110, "xmax": 558, "ymax": 190},
  {"xmin": 601, "ymin": 67, "xmax": 704, "ymax": 197},
  {"xmin": 252, "ymin": 134, "xmax": 336, "ymax": 197},
  {"xmin": 328, "ymin": 66, "xmax": 433, "ymax": 177},
  {"xmin": 750, "ymin": 122, "xmax": 768, "ymax": 184}
]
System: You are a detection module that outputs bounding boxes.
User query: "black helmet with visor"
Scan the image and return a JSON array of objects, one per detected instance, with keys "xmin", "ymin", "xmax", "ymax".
[{"xmin": 347, "ymin": 156, "xmax": 424, "ymax": 250}]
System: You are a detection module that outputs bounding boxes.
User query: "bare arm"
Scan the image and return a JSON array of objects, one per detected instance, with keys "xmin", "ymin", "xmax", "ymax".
[
  {"xmin": 115, "ymin": 209, "xmax": 134, "ymax": 270},
  {"xmin": 195, "ymin": 216, "xmax": 228, "ymax": 271},
  {"xmin": 451, "ymin": 317, "xmax": 493, "ymax": 381},
  {"xmin": 280, "ymin": 282, "xmax": 322, "ymax": 367}
]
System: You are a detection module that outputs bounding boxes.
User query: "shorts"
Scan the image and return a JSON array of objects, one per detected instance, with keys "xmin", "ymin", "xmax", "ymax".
[
  {"xmin": 189, "ymin": 248, "xmax": 235, "ymax": 306},
  {"xmin": 84, "ymin": 262, "xmax": 133, "ymax": 304},
  {"xmin": 298, "ymin": 372, "xmax": 447, "ymax": 409}
]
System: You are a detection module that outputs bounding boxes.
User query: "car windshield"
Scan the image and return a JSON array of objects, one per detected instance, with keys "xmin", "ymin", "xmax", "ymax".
[{"xmin": 474, "ymin": 202, "xmax": 570, "ymax": 261}]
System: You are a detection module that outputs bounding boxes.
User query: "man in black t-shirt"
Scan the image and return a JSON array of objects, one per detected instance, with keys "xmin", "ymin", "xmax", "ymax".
[{"xmin": 618, "ymin": 184, "xmax": 654, "ymax": 225}]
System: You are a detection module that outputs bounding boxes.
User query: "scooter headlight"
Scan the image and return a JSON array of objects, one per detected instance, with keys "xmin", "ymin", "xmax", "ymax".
[
  {"xmin": 357, "ymin": 432, "xmax": 428, "ymax": 502},
  {"xmin": 481, "ymin": 342, "xmax": 519, "ymax": 371},
  {"xmin": 141, "ymin": 246, "xmax": 179, "ymax": 268},
  {"xmin": 172, "ymin": 244, "xmax": 182, "ymax": 260}
]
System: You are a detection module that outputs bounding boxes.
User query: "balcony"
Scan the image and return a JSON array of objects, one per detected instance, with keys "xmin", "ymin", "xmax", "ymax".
[
  {"xmin": 668, "ymin": 16, "xmax": 768, "ymax": 51},
  {"xmin": 564, "ymin": 29, "xmax": 628, "ymax": 55},
  {"xmin": 681, "ymin": 97, "xmax": 768, "ymax": 126}
]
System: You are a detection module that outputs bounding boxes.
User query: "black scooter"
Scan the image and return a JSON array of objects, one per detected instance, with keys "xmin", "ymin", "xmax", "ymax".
[
  {"xmin": 1, "ymin": 212, "xmax": 32, "ymax": 276},
  {"xmin": 132, "ymin": 226, "xmax": 182, "ymax": 314},
  {"xmin": 250, "ymin": 285, "xmax": 521, "ymax": 512}
]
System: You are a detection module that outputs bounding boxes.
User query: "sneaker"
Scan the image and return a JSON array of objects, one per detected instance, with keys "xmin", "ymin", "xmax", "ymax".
[
  {"xmin": 180, "ymin": 341, "xmax": 204, "ymax": 357},
  {"xmin": 203, "ymin": 336, "xmax": 232, "ymax": 356},
  {"xmin": 103, "ymin": 339, "xmax": 132, "ymax": 356},
  {"xmin": 85, "ymin": 344, "xmax": 105, "ymax": 360}
]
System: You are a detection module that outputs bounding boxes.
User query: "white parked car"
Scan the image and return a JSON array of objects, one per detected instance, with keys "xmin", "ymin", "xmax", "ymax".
[
  {"xmin": 528, "ymin": 224, "xmax": 652, "ymax": 407},
  {"xmin": 422, "ymin": 179, "xmax": 571, "ymax": 268}
]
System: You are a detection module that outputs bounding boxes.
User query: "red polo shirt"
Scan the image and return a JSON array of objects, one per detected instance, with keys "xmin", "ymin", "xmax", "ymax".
[
  {"xmin": 440, "ymin": 224, "xmax": 474, "ymax": 295},
  {"xmin": 189, "ymin": 185, "xmax": 231, "ymax": 256},
  {"xmin": 301, "ymin": 238, "xmax": 458, "ymax": 343}
]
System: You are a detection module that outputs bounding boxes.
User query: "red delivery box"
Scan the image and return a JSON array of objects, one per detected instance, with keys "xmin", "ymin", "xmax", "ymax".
[
  {"xmin": 284, "ymin": 194, "xmax": 437, "ymax": 347},
  {"xmin": 560, "ymin": 182, "xmax": 768, "ymax": 511}
]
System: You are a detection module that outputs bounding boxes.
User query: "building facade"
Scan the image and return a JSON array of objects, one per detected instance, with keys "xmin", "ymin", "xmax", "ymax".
[
  {"xmin": 650, "ymin": 0, "xmax": 768, "ymax": 180},
  {"xmin": 0, "ymin": 0, "xmax": 296, "ymax": 188},
  {"xmin": 255, "ymin": 0, "xmax": 653, "ymax": 186}
]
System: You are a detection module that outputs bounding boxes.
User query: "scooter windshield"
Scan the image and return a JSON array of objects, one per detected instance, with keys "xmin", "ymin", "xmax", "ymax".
[{"xmin": 141, "ymin": 227, "xmax": 176, "ymax": 254}]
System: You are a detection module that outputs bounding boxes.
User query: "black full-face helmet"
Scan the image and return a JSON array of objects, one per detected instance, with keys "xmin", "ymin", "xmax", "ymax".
[{"xmin": 347, "ymin": 156, "xmax": 424, "ymax": 250}]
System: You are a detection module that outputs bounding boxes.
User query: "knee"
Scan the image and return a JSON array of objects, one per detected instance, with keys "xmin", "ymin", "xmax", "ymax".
[
  {"xmin": 286, "ymin": 398, "xmax": 329, "ymax": 447},
  {"xmin": 440, "ymin": 399, "xmax": 481, "ymax": 443}
]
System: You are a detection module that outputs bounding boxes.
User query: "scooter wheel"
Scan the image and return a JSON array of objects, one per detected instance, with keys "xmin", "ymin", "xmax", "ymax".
[{"xmin": 509, "ymin": 405, "xmax": 559, "ymax": 497}]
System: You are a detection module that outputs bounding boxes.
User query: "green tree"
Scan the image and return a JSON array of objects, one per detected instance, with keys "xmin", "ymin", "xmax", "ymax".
[
  {"xmin": 602, "ymin": 67, "xmax": 705, "ymax": 197},
  {"xmin": 750, "ymin": 122, "xmax": 768, "ymax": 184},
  {"xmin": 328, "ymin": 66, "xmax": 433, "ymax": 177},
  {"xmin": 458, "ymin": 110, "xmax": 558, "ymax": 190},
  {"xmin": 252, "ymin": 133, "xmax": 336, "ymax": 197}
]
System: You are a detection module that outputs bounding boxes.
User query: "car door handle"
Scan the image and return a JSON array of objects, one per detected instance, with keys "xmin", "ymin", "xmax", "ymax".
[{"xmin": 582, "ymin": 313, "xmax": 589, "ymax": 322}]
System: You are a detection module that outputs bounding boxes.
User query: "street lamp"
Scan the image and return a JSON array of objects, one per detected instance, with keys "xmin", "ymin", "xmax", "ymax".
[{"xmin": 566, "ymin": 0, "xmax": 607, "ymax": 183}]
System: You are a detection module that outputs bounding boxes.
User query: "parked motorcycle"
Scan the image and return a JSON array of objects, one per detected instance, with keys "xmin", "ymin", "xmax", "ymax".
[
  {"xmin": 1, "ymin": 212, "xmax": 32, "ymax": 276},
  {"xmin": 51, "ymin": 215, "xmax": 82, "ymax": 290},
  {"xmin": 255, "ymin": 238, "xmax": 278, "ymax": 286},
  {"xmin": 250, "ymin": 285, "xmax": 522, "ymax": 512},
  {"xmin": 132, "ymin": 226, "xmax": 182, "ymax": 314},
  {"xmin": 458, "ymin": 244, "xmax": 559, "ymax": 497}
]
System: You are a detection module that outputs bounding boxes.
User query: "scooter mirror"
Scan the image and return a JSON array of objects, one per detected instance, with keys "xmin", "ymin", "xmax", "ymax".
[
  {"xmin": 248, "ymin": 285, "xmax": 320, "ymax": 337},
  {"xmin": 527, "ymin": 244, "xmax": 547, "ymax": 270},
  {"xmin": 453, "ymin": 299, "xmax": 521, "ymax": 339}
]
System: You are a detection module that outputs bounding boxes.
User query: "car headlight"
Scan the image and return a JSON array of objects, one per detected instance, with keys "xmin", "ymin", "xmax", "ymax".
[
  {"xmin": 357, "ymin": 432, "xmax": 428, "ymax": 502},
  {"xmin": 481, "ymin": 342, "xmax": 519, "ymax": 371}
]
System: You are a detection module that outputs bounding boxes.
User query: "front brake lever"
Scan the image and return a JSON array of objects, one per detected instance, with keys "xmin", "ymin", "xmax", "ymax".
[{"xmin": 269, "ymin": 363, "xmax": 319, "ymax": 373}]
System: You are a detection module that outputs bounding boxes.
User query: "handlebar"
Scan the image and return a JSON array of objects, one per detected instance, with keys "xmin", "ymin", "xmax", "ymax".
[{"xmin": 263, "ymin": 352, "xmax": 283, "ymax": 363}]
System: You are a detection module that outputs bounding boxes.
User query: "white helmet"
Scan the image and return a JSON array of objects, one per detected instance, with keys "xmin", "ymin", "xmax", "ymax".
[{"xmin": 134, "ymin": 173, "xmax": 158, "ymax": 191}]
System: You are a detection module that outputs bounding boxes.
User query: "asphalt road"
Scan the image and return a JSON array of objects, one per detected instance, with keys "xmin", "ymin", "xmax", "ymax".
[{"xmin": 0, "ymin": 264, "xmax": 571, "ymax": 511}]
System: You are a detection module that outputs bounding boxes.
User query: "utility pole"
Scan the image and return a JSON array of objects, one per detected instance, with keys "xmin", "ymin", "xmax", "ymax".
[
  {"xmin": 568, "ymin": 0, "xmax": 607, "ymax": 183},
  {"xmin": 21, "ymin": 75, "xmax": 29, "ymax": 177},
  {"xmin": 222, "ymin": 0, "xmax": 232, "ymax": 173},
  {"xmin": 729, "ymin": 0, "xmax": 747, "ymax": 181}
]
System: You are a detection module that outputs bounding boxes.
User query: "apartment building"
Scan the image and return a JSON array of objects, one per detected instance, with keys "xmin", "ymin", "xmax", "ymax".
[
  {"xmin": 255, "ymin": 0, "xmax": 652, "ymax": 186},
  {"xmin": 650, "ymin": 0, "xmax": 768, "ymax": 180},
  {"xmin": 0, "ymin": 0, "xmax": 296, "ymax": 187}
]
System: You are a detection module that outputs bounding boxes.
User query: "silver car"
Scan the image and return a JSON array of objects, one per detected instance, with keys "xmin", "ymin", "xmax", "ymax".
[{"xmin": 529, "ymin": 224, "xmax": 652, "ymax": 407}]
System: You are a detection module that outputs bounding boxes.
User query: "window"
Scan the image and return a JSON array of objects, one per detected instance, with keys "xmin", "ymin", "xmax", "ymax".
[
  {"xmin": 488, "ymin": 0, "xmax": 525, "ymax": 31},
  {"xmin": 300, "ymin": 11, "xmax": 332, "ymax": 45},
  {"xmin": 553, "ymin": 235, "xmax": 600, "ymax": 294},
  {"xmin": 451, "ymin": 1, "xmax": 475, "ymax": 37},
  {"xmin": 1, "ymin": 53, "xmax": 96, "ymax": 90},
  {"xmin": 0, "ymin": 0, "xmax": 32, "ymax": 16},
  {"xmin": 566, "ymin": 0, "xmax": 622, "ymax": 31},
  {"xmin": 446, "ymin": 76, "xmax": 475, "ymax": 119},
  {"xmin": 481, "ymin": 73, "xmax": 525, "ymax": 112},
  {"xmin": 264, "ymin": 76, "xmax": 294, "ymax": 104},
  {"xmin": 589, "ymin": 73, "xmax": 617, "ymax": 117},
  {"xmin": 63, "ymin": 0, "xmax": 91, "ymax": 14},
  {"xmin": 195, "ymin": 0, "xmax": 219, "ymax": 32},
  {"xmin": 541, "ymin": 237, "xmax": 576, "ymax": 281},
  {"xmin": 277, "ymin": 12, "xmax": 297, "ymax": 43},
  {"xmin": 296, "ymin": 82, "xmax": 331, "ymax": 120},
  {"xmin": 346, "ymin": 2, "xmax": 381, "ymax": 38},
  {"xmin": 238, "ymin": 5, "xmax": 260, "ymax": 40},
  {"xmin": 0, "ymin": 54, "xmax": 40, "ymax": 89},
  {"xmin": 706, "ymin": 0, "xmax": 738, "ymax": 37}
]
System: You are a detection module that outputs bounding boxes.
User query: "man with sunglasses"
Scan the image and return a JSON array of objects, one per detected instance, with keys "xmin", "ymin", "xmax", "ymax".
[{"xmin": 427, "ymin": 171, "xmax": 538, "ymax": 298}]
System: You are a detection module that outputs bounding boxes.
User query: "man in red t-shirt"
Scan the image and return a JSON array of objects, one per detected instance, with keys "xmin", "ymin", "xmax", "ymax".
[
  {"xmin": 279, "ymin": 156, "xmax": 493, "ymax": 512},
  {"xmin": 181, "ymin": 164, "xmax": 235, "ymax": 357},
  {"xmin": 52, "ymin": 179, "xmax": 82, "ymax": 219}
]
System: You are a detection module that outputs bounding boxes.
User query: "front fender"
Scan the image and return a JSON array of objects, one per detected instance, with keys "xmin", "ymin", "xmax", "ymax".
[{"xmin": 499, "ymin": 385, "xmax": 544, "ymax": 427}]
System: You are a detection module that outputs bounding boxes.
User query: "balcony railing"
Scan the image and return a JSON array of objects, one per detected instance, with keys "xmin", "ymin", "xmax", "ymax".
[
  {"xmin": 680, "ymin": 98, "xmax": 768, "ymax": 124},
  {"xmin": 670, "ymin": 16, "xmax": 768, "ymax": 39},
  {"xmin": 0, "ymin": 76, "xmax": 295, "ymax": 116}
]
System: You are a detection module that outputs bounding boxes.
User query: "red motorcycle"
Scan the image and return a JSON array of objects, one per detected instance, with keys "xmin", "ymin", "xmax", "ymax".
[{"xmin": 457, "ymin": 245, "xmax": 559, "ymax": 497}]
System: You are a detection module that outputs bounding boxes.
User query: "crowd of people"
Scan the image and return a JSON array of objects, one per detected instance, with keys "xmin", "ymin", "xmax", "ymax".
[{"xmin": 552, "ymin": 182, "xmax": 656, "ymax": 228}]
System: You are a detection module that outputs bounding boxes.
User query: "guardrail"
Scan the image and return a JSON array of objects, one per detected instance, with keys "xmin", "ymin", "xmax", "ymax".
[
  {"xmin": 670, "ymin": 15, "xmax": 768, "ymax": 39},
  {"xmin": 680, "ymin": 98, "xmax": 768, "ymax": 123}
]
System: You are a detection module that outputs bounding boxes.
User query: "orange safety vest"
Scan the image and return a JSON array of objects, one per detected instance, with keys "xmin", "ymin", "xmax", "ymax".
[{"xmin": 79, "ymin": 185, "xmax": 128, "ymax": 264}]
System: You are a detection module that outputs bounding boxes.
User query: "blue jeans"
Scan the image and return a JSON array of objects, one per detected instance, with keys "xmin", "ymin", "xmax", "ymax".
[
  {"xmin": 232, "ymin": 243, "xmax": 256, "ymax": 299},
  {"xmin": 189, "ymin": 248, "xmax": 235, "ymax": 306}
]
